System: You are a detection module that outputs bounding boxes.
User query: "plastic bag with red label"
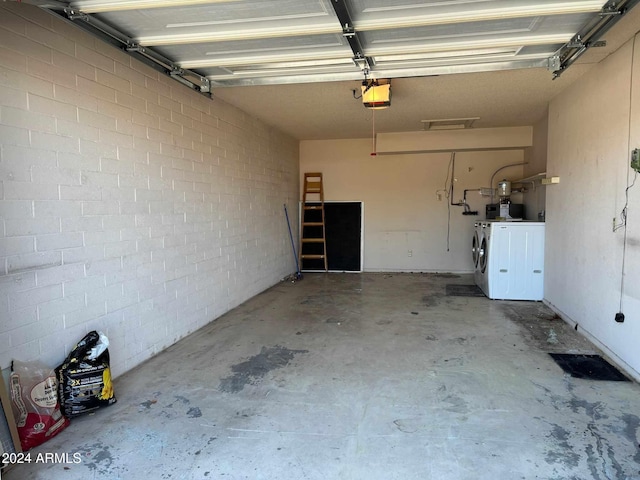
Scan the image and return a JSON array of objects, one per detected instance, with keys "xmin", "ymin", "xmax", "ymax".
[{"xmin": 10, "ymin": 359, "xmax": 70, "ymax": 451}]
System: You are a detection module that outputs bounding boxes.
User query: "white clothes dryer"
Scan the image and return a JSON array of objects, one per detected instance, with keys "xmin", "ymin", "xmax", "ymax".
[{"xmin": 477, "ymin": 221, "xmax": 545, "ymax": 300}]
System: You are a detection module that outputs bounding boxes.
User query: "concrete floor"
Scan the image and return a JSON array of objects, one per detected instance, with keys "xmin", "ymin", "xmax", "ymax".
[{"xmin": 5, "ymin": 273, "xmax": 640, "ymax": 480}]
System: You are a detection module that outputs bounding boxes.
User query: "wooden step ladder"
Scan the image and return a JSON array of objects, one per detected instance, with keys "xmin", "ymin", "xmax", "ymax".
[{"xmin": 300, "ymin": 172, "xmax": 328, "ymax": 271}]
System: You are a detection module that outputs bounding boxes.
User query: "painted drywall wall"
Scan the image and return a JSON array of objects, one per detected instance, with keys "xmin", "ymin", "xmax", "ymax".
[
  {"xmin": 546, "ymin": 35, "xmax": 640, "ymax": 379},
  {"xmin": 300, "ymin": 138, "xmax": 524, "ymax": 272},
  {"xmin": 522, "ymin": 115, "xmax": 548, "ymax": 221},
  {"xmin": 0, "ymin": 4, "xmax": 299, "ymax": 377}
]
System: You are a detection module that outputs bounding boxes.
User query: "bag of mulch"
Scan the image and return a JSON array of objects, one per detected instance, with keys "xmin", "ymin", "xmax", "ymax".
[
  {"xmin": 56, "ymin": 331, "xmax": 117, "ymax": 418},
  {"xmin": 10, "ymin": 359, "xmax": 70, "ymax": 451}
]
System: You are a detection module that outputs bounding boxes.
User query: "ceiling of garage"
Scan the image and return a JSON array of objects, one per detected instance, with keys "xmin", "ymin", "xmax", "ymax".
[{"xmin": 33, "ymin": 0, "xmax": 640, "ymax": 139}]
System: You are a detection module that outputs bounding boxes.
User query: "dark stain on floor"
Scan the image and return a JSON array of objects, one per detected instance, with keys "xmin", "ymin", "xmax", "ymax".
[
  {"xmin": 422, "ymin": 292, "xmax": 444, "ymax": 308},
  {"xmin": 546, "ymin": 425, "xmax": 580, "ymax": 467},
  {"xmin": 442, "ymin": 394, "xmax": 469, "ymax": 414},
  {"xmin": 498, "ymin": 302, "xmax": 594, "ymax": 353},
  {"xmin": 586, "ymin": 422, "xmax": 626, "ymax": 479},
  {"xmin": 569, "ymin": 399, "xmax": 606, "ymax": 420},
  {"xmin": 139, "ymin": 399, "xmax": 157, "ymax": 409},
  {"xmin": 165, "ymin": 395, "xmax": 190, "ymax": 408},
  {"xmin": 76, "ymin": 441, "xmax": 114, "ymax": 474},
  {"xmin": 187, "ymin": 407, "xmax": 202, "ymax": 418},
  {"xmin": 538, "ymin": 382, "xmax": 638, "ymax": 477},
  {"xmin": 621, "ymin": 414, "xmax": 640, "ymax": 464},
  {"xmin": 219, "ymin": 345, "xmax": 308, "ymax": 393}
]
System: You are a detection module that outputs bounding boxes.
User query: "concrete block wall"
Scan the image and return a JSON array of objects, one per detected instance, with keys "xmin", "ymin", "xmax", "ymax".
[{"xmin": 0, "ymin": 4, "xmax": 299, "ymax": 377}]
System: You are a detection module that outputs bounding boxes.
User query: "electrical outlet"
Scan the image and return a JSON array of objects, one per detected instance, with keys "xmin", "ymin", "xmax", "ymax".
[
  {"xmin": 407, "ymin": 250, "xmax": 412, "ymax": 257},
  {"xmin": 632, "ymin": 148, "xmax": 640, "ymax": 173}
]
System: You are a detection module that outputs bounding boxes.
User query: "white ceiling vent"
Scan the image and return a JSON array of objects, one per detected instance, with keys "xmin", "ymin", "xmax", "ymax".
[{"xmin": 421, "ymin": 117, "xmax": 480, "ymax": 130}]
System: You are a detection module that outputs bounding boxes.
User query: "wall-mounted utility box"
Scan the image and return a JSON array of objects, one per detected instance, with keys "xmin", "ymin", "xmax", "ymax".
[{"xmin": 632, "ymin": 148, "xmax": 640, "ymax": 173}]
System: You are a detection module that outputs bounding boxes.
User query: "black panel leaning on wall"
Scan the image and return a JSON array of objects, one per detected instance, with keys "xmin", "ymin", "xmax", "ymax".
[{"xmin": 325, "ymin": 202, "xmax": 362, "ymax": 272}]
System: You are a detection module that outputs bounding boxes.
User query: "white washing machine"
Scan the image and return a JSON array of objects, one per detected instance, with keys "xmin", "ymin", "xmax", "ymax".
[{"xmin": 475, "ymin": 221, "xmax": 545, "ymax": 300}]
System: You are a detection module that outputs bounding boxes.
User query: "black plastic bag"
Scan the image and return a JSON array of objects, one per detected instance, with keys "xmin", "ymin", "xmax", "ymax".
[{"xmin": 56, "ymin": 331, "xmax": 117, "ymax": 418}]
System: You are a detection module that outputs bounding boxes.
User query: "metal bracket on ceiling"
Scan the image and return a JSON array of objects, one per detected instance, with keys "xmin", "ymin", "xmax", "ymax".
[
  {"xmin": 565, "ymin": 36, "xmax": 606, "ymax": 50},
  {"xmin": 601, "ymin": 3, "xmax": 624, "ymax": 16},
  {"xmin": 24, "ymin": 1, "xmax": 212, "ymax": 96},
  {"xmin": 547, "ymin": 56, "xmax": 561, "ymax": 72},
  {"xmin": 342, "ymin": 24, "xmax": 356, "ymax": 38},
  {"xmin": 566, "ymin": 35, "xmax": 585, "ymax": 49},
  {"xmin": 551, "ymin": 0, "xmax": 639, "ymax": 79},
  {"xmin": 352, "ymin": 55, "xmax": 371, "ymax": 73},
  {"xmin": 331, "ymin": 0, "xmax": 375, "ymax": 75},
  {"xmin": 167, "ymin": 66, "xmax": 211, "ymax": 93}
]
